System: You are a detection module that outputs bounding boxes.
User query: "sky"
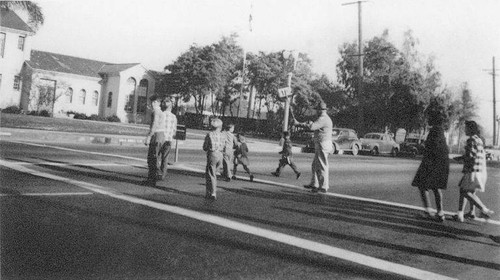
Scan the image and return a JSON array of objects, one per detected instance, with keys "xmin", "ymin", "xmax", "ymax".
[{"xmin": 26, "ymin": 0, "xmax": 500, "ymax": 141}]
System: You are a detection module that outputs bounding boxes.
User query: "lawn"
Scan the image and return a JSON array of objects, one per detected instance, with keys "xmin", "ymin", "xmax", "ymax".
[{"xmin": 0, "ymin": 113, "xmax": 149, "ymax": 136}]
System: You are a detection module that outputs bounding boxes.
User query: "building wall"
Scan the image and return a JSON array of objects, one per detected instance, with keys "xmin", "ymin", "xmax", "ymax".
[
  {"xmin": 21, "ymin": 65, "xmax": 103, "ymax": 117},
  {"xmin": 100, "ymin": 75, "xmax": 121, "ymax": 118},
  {"xmin": 115, "ymin": 65, "xmax": 156, "ymax": 124},
  {"xmin": 0, "ymin": 27, "xmax": 32, "ymax": 108}
]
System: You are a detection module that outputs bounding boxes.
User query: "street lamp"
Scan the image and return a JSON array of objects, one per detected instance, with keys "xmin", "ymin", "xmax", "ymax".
[{"xmin": 281, "ymin": 50, "xmax": 299, "ymax": 133}]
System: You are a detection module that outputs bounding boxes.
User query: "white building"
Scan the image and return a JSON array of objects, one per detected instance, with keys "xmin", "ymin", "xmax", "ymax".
[
  {"xmin": 1, "ymin": 8, "xmax": 164, "ymax": 124},
  {"xmin": 0, "ymin": 8, "xmax": 34, "ymax": 109}
]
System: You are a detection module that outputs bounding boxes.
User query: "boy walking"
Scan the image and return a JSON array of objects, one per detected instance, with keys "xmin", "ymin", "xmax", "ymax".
[
  {"xmin": 232, "ymin": 133, "xmax": 254, "ymax": 182},
  {"xmin": 203, "ymin": 118, "xmax": 224, "ymax": 200},
  {"xmin": 272, "ymin": 131, "xmax": 301, "ymax": 179}
]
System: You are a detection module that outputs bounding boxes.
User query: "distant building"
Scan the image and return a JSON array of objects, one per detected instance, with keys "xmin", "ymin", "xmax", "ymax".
[{"xmin": 1, "ymin": 8, "xmax": 164, "ymax": 124}]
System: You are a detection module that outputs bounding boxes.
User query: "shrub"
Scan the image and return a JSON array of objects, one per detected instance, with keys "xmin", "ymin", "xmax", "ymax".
[
  {"xmin": 106, "ymin": 115, "xmax": 121, "ymax": 122},
  {"xmin": 1, "ymin": 106, "xmax": 22, "ymax": 114},
  {"xmin": 73, "ymin": 113, "xmax": 88, "ymax": 119},
  {"xmin": 27, "ymin": 110, "xmax": 39, "ymax": 116},
  {"xmin": 89, "ymin": 114, "xmax": 106, "ymax": 121},
  {"xmin": 39, "ymin": 110, "xmax": 51, "ymax": 117}
]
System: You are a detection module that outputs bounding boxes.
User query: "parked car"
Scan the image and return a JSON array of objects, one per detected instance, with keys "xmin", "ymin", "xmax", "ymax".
[
  {"xmin": 399, "ymin": 133, "xmax": 426, "ymax": 157},
  {"xmin": 305, "ymin": 128, "xmax": 362, "ymax": 155},
  {"xmin": 360, "ymin": 132, "xmax": 400, "ymax": 156}
]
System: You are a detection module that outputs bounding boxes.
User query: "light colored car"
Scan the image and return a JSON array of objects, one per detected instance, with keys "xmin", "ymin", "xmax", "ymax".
[
  {"xmin": 360, "ymin": 132, "xmax": 400, "ymax": 156},
  {"xmin": 305, "ymin": 128, "xmax": 362, "ymax": 155}
]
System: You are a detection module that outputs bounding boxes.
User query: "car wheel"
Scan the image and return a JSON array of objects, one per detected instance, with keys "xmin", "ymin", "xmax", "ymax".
[
  {"xmin": 332, "ymin": 144, "xmax": 337, "ymax": 154},
  {"xmin": 370, "ymin": 147, "xmax": 379, "ymax": 156},
  {"xmin": 351, "ymin": 145, "xmax": 359, "ymax": 156}
]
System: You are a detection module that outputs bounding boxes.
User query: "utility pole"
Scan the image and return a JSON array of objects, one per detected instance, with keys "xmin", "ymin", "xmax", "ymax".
[
  {"xmin": 343, "ymin": 1, "xmax": 367, "ymax": 135},
  {"xmin": 484, "ymin": 56, "xmax": 499, "ymax": 146}
]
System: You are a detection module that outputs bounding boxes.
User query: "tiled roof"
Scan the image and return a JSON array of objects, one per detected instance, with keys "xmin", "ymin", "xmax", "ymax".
[
  {"xmin": 26, "ymin": 50, "xmax": 108, "ymax": 78},
  {"xmin": 98, "ymin": 63, "xmax": 140, "ymax": 74},
  {"xmin": 0, "ymin": 8, "xmax": 33, "ymax": 33}
]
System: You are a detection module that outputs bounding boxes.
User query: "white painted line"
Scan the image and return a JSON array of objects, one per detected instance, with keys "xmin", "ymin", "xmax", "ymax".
[
  {"xmin": 6, "ymin": 141, "xmax": 146, "ymax": 162},
  {"xmin": 7, "ymin": 140, "xmax": 500, "ymax": 226},
  {"xmin": 14, "ymin": 162, "xmax": 140, "ymax": 167},
  {"xmin": 0, "ymin": 159, "xmax": 456, "ymax": 280},
  {"xmin": 0, "ymin": 192, "xmax": 93, "ymax": 197}
]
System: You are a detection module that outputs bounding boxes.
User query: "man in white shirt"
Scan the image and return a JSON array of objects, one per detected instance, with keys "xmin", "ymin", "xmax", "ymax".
[
  {"xmin": 144, "ymin": 96, "xmax": 177, "ymax": 186},
  {"xmin": 293, "ymin": 101, "xmax": 333, "ymax": 193}
]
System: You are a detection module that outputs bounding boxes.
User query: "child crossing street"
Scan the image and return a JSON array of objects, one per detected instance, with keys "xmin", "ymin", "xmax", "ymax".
[
  {"xmin": 272, "ymin": 131, "xmax": 301, "ymax": 179},
  {"xmin": 232, "ymin": 133, "xmax": 254, "ymax": 182}
]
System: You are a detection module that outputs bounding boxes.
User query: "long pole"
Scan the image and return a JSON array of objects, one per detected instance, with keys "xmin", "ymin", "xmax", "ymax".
[
  {"xmin": 237, "ymin": 49, "xmax": 246, "ymax": 119},
  {"xmin": 282, "ymin": 72, "xmax": 293, "ymax": 132},
  {"xmin": 493, "ymin": 57, "xmax": 497, "ymax": 146},
  {"xmin": 343, "ymin": 1, "xmax": 366, "ymax": 135},
  {"xmin": 357, "ymin": 1, "xmax": 364, "ymax": 135},
  {"xmin": 485, "ymin": 56, "xmax": 499, "ymax": 146}
]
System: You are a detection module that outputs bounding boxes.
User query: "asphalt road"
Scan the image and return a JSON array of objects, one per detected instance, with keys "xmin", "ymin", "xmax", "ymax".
[{"xmin": 1, "ymin": 140, "xmax": 499, "ymax": 280}]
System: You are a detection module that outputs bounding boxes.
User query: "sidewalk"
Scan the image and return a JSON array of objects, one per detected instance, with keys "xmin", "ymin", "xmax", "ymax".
[
  {"xmin": 3, "ymin": 127, "xmax": 500, "ymax": 166},
  {"xmin": 0, "ymin": 127, "xmax": 293, "ymax": 154}
]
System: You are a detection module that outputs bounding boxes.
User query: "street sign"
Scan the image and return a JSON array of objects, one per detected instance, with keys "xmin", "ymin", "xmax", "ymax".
[
  {"xmin": 278, "ymin": 87, "xmax": 292, "ymax": 98},
  {"xmin": 175, "ymin": 125, "xmax": 186, "ymax": 140}
]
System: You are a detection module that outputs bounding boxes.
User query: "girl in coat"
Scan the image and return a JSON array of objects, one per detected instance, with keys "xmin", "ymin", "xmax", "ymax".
[
  {"xmin": 411, "ymin": 97, "xmax": 450, "ymax": 222},
  {"xmin": 454, "ymin": 120, "xmax": 494, "ymax": 222}
]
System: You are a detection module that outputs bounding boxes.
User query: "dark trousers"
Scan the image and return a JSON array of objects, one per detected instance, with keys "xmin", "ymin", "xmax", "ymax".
[
  {"xmin": 147, "ymin": 133, "xmax": 172, "ymax": 182},
  {"xmin": 275, "ymin": 156, "xmax": 299, "ymax": 176}
]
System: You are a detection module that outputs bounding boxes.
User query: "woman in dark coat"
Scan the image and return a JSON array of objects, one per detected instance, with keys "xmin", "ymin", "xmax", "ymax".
[{"xmin": 411, "ymin": 97, "xmax": 450, "ymax": 222}]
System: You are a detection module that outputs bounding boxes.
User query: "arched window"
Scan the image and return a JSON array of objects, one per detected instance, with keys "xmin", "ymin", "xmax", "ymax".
[
  {"xmin": 124, "ymin": 77, "xmax": 136, "ymax": 112},
  {"xmin": 92, "ymin": 91, "xmax": 99, "ymax": 106},
  {"xmin": 107, "ymin": 92, "xmax": 113, "ymax": 108},
  {"xmin": 137, "ymin": 79, "xmax": 149, "ymax": 114},
  {"xmin": 79, "ymin": 89, "xmax": 86, "ymax": 104},
  {"xmin": 66, "ymin": 87, "xmax": 73, "ymax": 103}
]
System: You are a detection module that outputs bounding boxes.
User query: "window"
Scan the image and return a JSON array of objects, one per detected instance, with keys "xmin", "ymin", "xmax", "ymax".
[
  {"xmin": 66, "ymin": 87, "xmax": 73, "ymax": 103},
  {"xmin": 124, "ymin": 94, "xmax": 134, "ymax": 112},
  {"xmin": 18, "ymin": 36, "xmax": 25, "ymax": 50},
  {"xmin": 92, "ymin": 91, "xmax": 99, "ymax": 106},
  {"xmin": 0, "ymin": 33, "xmax": 5, "ymax": 57},
  {"xmin": 13, "ymin": 76, "xmax": 21, "ymax": 90},
  {"xmin": 79, "ymin": 89, "xmax": 86, "ymax": 104},
  {"xmin": 107, "ymin": 92, "xmax": 113, "ymax": 108},
  {"xmin": 137, "ymin": 96, "xmax": 147, "ymax": 113}
]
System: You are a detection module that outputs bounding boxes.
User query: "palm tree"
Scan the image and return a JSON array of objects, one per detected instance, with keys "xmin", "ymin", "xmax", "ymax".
[{"xmin": 0, "ymin": 1, "xmax": 44, "ymax": 31}]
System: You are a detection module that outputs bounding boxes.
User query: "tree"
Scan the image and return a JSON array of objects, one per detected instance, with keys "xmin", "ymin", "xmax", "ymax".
[
  {"xmin": 452, "ymin": 83, "xmax": 478, "ymax": 150},
  {"xmin": 0, "ymin": 1, "xmax": 44, "ymax": 31}
]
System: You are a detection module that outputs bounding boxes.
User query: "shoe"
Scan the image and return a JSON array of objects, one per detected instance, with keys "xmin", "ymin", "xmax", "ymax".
[
  {"xmin": 206, "ymin": 194, "xmax": 216, "ymax": 200},
  {"xmin": 250, "ymin": 175, "xmax": 254, "ymax": 182},
  {"xmin": 303, "ymin": 185, "xmax": 315, "ymax": 189},
  {"xmin": 271, "ymin": 172, "xmax": 279, "ymax": 177},
  {"xmin": 435, "ymin": 214, "xmax": 445, "ymax": 222},
  {"xmin": 224, "ymin": 176, "xmax": 231, "ymax": 182},
  {"xmin": 231, "ymin": 175, "xmax": 237, "ymax": 180},
  {"xmin": 296, "ymin": 172, "xmax": 301, "ymax": 179},
  {"xmin": 464, "ymin": 212, "xmax": 476, "ymax": 220},
  {"xmin": 312, "ymin": 188, "xmax": 327, "ymax": 193},
  {"xmin": 479, "ymin": 209, "xmax": 494, "ymax": 219},
  {"xmin": 453, "ymin": 214, "xmax": 464, "ymax": 223}
]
